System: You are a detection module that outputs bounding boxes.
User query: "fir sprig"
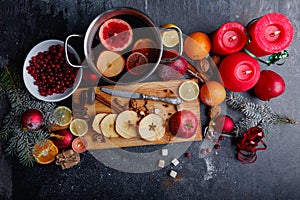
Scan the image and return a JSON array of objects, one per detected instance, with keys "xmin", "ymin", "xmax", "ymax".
[
  {"xmin": 226, "ymin": 92, "xmax": 297, "ymax": 136},
  {"xmin": 0, "ymin": 67, "xmax": 56, "ymax": 166}
]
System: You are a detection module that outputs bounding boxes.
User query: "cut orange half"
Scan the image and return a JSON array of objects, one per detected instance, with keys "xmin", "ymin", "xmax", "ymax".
[{"xmin": 32, "ymin": 139, "xmax": 58, "ymax": 164}]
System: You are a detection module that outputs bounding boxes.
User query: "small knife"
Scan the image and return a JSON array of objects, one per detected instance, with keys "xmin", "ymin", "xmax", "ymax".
[{"xmin": 101, "ymin": 87, "xmax": 182, "ymax": 105}]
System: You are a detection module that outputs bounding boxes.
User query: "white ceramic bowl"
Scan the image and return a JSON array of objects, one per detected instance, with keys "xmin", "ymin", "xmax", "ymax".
[{"xmin": 23, "ymin": 39, "xmax": 82, "ymax": 102}]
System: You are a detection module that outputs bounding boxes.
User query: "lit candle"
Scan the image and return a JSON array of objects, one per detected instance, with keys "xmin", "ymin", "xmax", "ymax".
[
  {"xmin": 211, "ymin": 22, "xmax": 248, "ymax": 55},
  {"xmin": 72, "ymin": 137, "xmax": 87, "ymax": 153},
  {"xmin": 218, "ymin": 52, "xmax": 260, "ymax": 92},
  {"xmin": 245, "ymin": 12, "xmax": 294, "ymax": 57}
]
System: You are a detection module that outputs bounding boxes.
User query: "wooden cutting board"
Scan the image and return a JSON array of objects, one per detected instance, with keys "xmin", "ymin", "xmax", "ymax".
[{"xmin": 68, "ymin": 78, "xmax": 202, "ymax": 150}]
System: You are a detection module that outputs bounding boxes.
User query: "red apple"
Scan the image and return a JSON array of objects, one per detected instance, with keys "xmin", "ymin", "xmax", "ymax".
[
  {"xmin": 51, "ymin": 130, "xmax": 74, "ymax": 149},
  {"xmin": 253, "ymin": 70, "xmax": 285, "ymax": 101},
  {"xmin": 157, "ymin": 50, "xmax": 188, "ymax": 81},
  {"xmin": 169, "ymin": 110, "xmax": 198, "ymax": 138},
  {"xmin": 82, "ymin": 68, "xmax": 100, "ymax": 86}
]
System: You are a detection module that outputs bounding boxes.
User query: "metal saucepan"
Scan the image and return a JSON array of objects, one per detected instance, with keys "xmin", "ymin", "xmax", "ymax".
[{"xmin": 64, "ymin": 7, "xmax": 183, "ymax": 85}]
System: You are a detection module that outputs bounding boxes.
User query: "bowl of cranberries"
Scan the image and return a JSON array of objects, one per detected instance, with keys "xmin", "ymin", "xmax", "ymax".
[{"xmin": 23, "ymin": 40, "xmax": 82, "ymax": 102}]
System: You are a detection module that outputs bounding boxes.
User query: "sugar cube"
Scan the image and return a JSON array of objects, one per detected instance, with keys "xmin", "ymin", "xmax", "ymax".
[
  {"xmin": 161, "ymin": 149, "xmax": 168, "ymax": 156},
  {"xmin": 171, "ymin": 158, "xmax": 179, "ymax": 166},
  {"xmin": 158, "ymin": 160, "xmax": 165, "ymax": 168},
  {"xmin": 169, "ymin": 170, "xmax": 177, "ymax": 178}
]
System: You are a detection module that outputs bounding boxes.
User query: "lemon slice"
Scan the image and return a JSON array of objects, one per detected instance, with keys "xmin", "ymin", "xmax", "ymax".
[
  {"xmin": 53, "ymin": 106, "xmax": 73, "ymax": 126},
  {"xmin": 178, "ymin": 81, "xmax": 200, "ymax": 101},
  {"xmin": 161, "ymin": 24, "xmax": 181, "ymax": 47},
  {"xmin": 70, "ymin": 119, "xmax": 88, "ymax": 136}
]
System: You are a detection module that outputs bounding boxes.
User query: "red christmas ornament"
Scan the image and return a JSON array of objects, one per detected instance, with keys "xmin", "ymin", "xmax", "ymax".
[
  {"xmin": 214, "ymin": 115, "xmax": 234, "ymax": 133},
  {"xmin": 51, "ymin": 130, "xmax": 74, "ymax": 149},
  {"xmin": 21, "ymin": 109, "xmax": 44, "ymax": 130}
]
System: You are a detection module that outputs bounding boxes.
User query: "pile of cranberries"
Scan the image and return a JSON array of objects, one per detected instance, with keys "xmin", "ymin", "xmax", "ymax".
[{"xmin": 27, "ymin": 44, "xmax": 79, "ymax": 96}]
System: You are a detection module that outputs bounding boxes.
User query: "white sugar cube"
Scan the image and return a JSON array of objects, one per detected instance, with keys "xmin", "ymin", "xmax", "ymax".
[
  {"xmin": 169, "ymin": 170, "xmax": 177, "ymax": 178},
  {"xmin": 171, "ymin": 158, "xmax": 179, "ymax": 166},
  {"xmin": 158, "ymin": 160, "xmax": 165, "ymax": 168},
  {"xmin": 161, "ymin": 149, "xmax": 168, "ymax": 156}
]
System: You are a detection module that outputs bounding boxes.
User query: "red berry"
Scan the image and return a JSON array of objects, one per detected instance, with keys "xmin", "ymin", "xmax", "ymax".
[
  {"xmin": 185, "ymin": 152, "xmax": 191, "ymax": 158},
  {"xmin": 219, "ymin": 135, "xmax": 225, "ymax": 141},
  {"xmin": 214, "ymin": 144, "xmax": 221, "ymax": 149}
]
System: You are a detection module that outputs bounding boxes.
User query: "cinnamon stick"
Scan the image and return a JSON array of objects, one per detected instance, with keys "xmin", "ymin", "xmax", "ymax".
[
  {"xmin": 187, "ymin": 61, "xmax": 210, "ymax": 82},
  {"xmin": 95, "ymin": 94, "xmax": 123, "ymax": 113}
]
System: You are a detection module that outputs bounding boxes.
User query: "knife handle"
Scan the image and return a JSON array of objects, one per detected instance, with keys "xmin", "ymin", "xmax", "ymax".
[{"xmin": 142, "ymin": 95, "xmax": 182, "ymax": 105}]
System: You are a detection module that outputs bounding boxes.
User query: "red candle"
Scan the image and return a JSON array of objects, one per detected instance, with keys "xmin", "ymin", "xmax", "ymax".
[
  {"xmin": 72, "ymin": 137, "xmax": 87, "ymax": 153},
  {"xmin": 245, "ymin": 12, "xmax": 294, "ymax": 57},
  {"xmin": 218, "ymin": 52, "xmax": 260, "ymax": 92},
  {"xmin": 211, "ymin": 22, "xmax": 248, "ymax": 55}
]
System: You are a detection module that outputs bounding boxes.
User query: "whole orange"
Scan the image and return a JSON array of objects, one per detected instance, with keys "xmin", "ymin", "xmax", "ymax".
[
  {"xmin": 200, "ymin": 81, "xmax": 226, "ymax": 106},
  {"xmin": 184, "ymin": 32, "xmax": 211, "ymax": 60}
]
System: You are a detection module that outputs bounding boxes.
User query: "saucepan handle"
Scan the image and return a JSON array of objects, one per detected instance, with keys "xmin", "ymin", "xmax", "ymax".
[
  {"xmin": 159, "ymin": 26, "xmax": 183, "ymax": 63},
  {"xmin": 64, "ymin": 34, "xmax": 84, "ymax": 68}
]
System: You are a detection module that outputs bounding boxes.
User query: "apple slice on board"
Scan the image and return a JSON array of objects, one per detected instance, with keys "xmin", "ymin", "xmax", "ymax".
[
  {"xmin": 92, "ymin": 113, "xmax": 107, "ymax": 134},
  {"xmin": 100, "ymin": 114, "xmax": 119, "ymax": 138},
  {"xmin": 139, "ymin": 114, "xmax": 166, "ymax": 142},
  {"xmin": 115, "ymin": 110, "xmax": 141, "ymax": 139}
]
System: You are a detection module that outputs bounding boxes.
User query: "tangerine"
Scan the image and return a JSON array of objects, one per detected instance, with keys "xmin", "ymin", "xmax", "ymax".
[
  {"xmin": 184, "ymin": 32, "xmax": 211, "ymax": 60},
  {"xmin": 32, "ymin": 139, "xmax": 58, "ymax": 164},
  {"xmin": 200, "ymin": 81, "xmax": 226, "ymax": 106}
]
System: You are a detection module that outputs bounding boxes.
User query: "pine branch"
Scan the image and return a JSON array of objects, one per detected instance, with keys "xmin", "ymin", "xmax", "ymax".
[
  {"xmin": 0, "ymin": 66, "xmax": 56, "ymax": 166},
  {"xmin": 226, "ymin": 92, "xmax": 297, "ymax": 136}
]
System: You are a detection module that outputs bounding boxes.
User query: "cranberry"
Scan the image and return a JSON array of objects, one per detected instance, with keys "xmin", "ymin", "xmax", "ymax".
[
  {"xmin": 219, "ymin": 135, "xmax": 225, "ymax": 141},
  {"xmin": 185, "ymin": 152, "xmax": 191, "ymax": 158},
  {"xmin": 214, "ymin": 144, "xmax": 221, "ymax": 149},
  {"xmin": 27, "ymin": 44, "xmax": 78, "ymax": 96}
]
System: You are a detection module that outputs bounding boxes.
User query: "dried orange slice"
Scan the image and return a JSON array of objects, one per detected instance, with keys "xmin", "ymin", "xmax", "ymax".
[
  {"xmin": 178, "ymin": 81, "xmax": 199, "ymax": 101},
  {"xmin": 53, "ymin": 106, "xmax": 73, "ymax": 126},
  {"xmin": 33, "ymin": 139, "xmax": 58, "ymax": 164},
  {"xmin": 161, "ymin": 24, "xmax": 181, "ymax": 48},
  {"xmin": 70, "ymin": 119, "xmax": 89, "ymax": 136},
  {"xmin": 126, "ymin": 52, "xmax": 148, "ymax": 75}
]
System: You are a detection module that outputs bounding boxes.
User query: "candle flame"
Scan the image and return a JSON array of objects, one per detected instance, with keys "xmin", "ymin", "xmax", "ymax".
[
  {"xmin": 228, "ymin": 35, "xmax": 237, "ymax": 42},
  {"xmin": 270, "ymin": 30, "xmax": 281, "ymax": 37},
  {"xmin": 77, "ymin": 143, "xmax": 83, "ymax": 148},
  {"xmin": 244, "ymin": 70, "xmax": 252, "ymax": 74}
]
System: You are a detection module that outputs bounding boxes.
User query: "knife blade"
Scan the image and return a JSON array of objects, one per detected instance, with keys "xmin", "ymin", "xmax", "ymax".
[{"xmin": 101, "ymin": 87, "xmax": 182, "ymax": 105}]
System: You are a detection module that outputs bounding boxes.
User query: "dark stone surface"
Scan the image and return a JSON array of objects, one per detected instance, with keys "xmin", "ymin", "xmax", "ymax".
[{"xmin": 0, "ymin": 0, "xmax": 299, "ymax": 199}]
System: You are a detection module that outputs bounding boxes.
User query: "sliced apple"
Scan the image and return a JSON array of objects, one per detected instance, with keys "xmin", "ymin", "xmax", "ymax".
[
  {"xmin": 100, "ymin": 114, "xmax": 119, "ymax": 138},
  {"xmin": 92, "ymin": 113, "xmax": 107, "ymax": 133},
  {"xmin": 139, "ymin": 114, "xmax": 166, "ymax": 142},
  {"xmin": 115, "ymin": 110, "xmax": 140, "ymax": 139},
  {"xmin": 97, "ymin": 50, "xmax": 124, "ymax": 77}
]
